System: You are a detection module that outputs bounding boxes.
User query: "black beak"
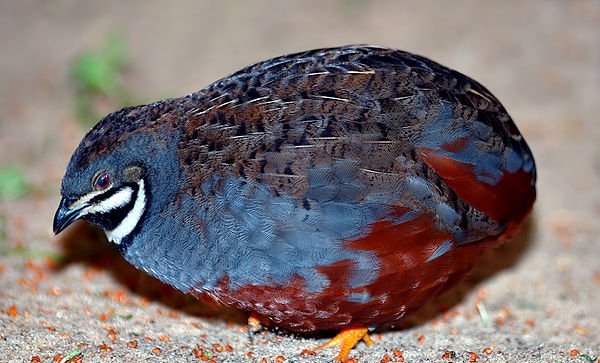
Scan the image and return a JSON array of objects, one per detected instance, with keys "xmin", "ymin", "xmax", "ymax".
[{"xmin": 53, "ymin": 197, "xmax": 86, "ymax": 234}]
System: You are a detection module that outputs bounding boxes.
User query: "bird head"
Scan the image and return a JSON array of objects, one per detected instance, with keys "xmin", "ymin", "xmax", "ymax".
[
  {"xmin": 53, "ymin": 158, "xmax": 148, "ymax": 245},
  {"xmin": 53, "ymin": 103, "xmax": 177, "ymax": 247}
]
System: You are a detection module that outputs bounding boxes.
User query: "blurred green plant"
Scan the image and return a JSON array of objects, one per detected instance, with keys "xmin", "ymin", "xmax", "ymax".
[
  {"xmin": 0, "ymin": 166, "xmax": 29, "ymax": 200},
  {"xmin": 71, "ymin": 33, "xmax": 135, "ymax": 127},
  {"xmin": 0, "ymin": 213, "xmax": 6, "ymax": 242}
]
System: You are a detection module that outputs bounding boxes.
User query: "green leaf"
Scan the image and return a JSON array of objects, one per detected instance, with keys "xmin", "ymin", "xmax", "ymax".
[
  {"xmin": 0, "ymin": 166, "xmax": 29, "ymax": 200},
  {"xmin": 72, "ymin": 52, "xmax": 116, "ymax": 94},
  {"xmin": 70, "ymin": 32, "xmax": 135, "ymax": 127},
  {"xmin": 59, "ymin": 348, "xmax": 83, "ymax": 363},
  {"xmin": 105, "ymin": 32, "xmax": 128, "ymax": 68}
]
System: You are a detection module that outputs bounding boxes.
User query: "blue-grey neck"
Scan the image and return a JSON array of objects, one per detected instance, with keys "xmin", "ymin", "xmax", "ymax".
[{"xmin": 118, "ymin": 130, "xmax": 198, "ymax": 290}]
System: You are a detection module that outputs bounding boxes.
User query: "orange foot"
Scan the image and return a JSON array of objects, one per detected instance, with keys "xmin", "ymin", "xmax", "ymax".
[
  {"xmin": 247, "ymin": 312, "xmax": 263, "ymax": 340},
  {"xmin": 315, "ymin": 326, "xmax": 374, "ymax": 362}
]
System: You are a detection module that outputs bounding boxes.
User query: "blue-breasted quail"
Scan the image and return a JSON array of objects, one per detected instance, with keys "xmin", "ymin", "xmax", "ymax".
[{"xmin": 54, "ymin": 45, "xmax": 536, "ymax": 361}]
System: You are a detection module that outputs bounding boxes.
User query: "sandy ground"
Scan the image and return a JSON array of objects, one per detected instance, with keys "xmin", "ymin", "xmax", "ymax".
[{"xmin": 0, "ymin": 1, "xmax": 599, "ymax": 362}]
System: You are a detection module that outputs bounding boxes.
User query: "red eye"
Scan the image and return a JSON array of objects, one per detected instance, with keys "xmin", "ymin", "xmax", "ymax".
[{"xmin": 94, "ymin": 172, "xmax": 111, "ymax": 190}]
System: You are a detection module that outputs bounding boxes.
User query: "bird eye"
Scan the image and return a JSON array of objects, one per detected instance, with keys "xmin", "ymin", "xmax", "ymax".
[{"xmin": 94, "ymin": 172, "xmax": 111, "ymax": 190}]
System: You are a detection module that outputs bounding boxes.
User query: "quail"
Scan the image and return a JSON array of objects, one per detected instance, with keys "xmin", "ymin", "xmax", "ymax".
[{"xmin": 54, "ymin": 45, "xmax": 536, "ymax": 361}]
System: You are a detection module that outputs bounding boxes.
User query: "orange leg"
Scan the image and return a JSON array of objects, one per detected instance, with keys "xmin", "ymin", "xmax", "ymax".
[
  {"xmin": 248, "ymin": 313, "xmax": 261, "ymax": 332},
  {"xmin": 315, "ymin": 326, "xmax": 373, "ymax": 362},
  {"xmin": 247, "ymin": 312, "xmax": 263, "ymax": 341}
]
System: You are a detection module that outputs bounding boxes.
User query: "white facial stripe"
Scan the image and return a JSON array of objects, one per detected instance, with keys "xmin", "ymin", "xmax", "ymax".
[
  {"xmin": 86, "ymin": 187, "xmax": 134, "ymax": 214},
  {"xmin": 72, "ymin": 188, "xmax": 108, "ymax": 208},
  {"xmin": 105, "ymin": 180, "xmax": 146, "ymax": 245}
]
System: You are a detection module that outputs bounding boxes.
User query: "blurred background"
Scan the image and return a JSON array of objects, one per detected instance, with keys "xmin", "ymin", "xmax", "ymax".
[{"xmin": 0, "ymin": 1, "xmax": 598, "ymax": 362}]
